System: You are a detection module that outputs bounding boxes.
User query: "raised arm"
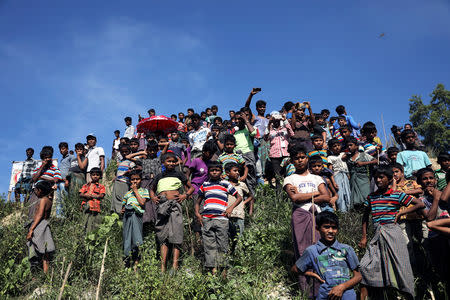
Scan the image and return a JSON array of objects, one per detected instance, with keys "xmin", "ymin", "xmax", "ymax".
[{"xmin": 245, "ymin": 88, "xmax": 260, "ymax": 108}]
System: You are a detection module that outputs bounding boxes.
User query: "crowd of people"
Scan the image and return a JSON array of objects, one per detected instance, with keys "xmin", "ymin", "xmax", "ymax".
[{"xmin": 13, "ymin": 88, "xmax": 450, "ymax": 299}]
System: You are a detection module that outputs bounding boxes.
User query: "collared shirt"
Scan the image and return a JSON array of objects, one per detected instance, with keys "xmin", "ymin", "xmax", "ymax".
[
  {"xmin": 364, "ymin": 189, "xmax": 413, "ymax": 225},
  {"xmin": 60, "ymin": 154, "xmax": 76, "ymax": 179},
  {"xmin": 296, "ymin": 240, "xmax": 359, "ymax": 300},
  {"xmin": 20, "ymin": 158, "xmax": 38, "ymax": 181},
  {"xmin": 266, "ymin": 121, "xmax": 294, "ymax": 158},
  {"xmin": 86, "ymin": 146, "xmax": 105, "ymax": 172},
  {"xmin": 254, "ymin": 116, "xmax": 269, "ymax": 137},
  {"xmin": 79, "ymin": 182, "xmax": 105, "ymax": 212},
  {"xmin": 124, "ymin": 125, "xmax": 135, "ymax": 139},
  {"xmin": 122, "ymin": 187, "xmax": 149, "ymax": 214},
  {"xmin": 199, "ymin": 180, "xmax": 238, "ymax": 219}
]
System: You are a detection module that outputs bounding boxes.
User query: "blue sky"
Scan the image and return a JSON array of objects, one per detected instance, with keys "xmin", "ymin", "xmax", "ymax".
[{"xmin": 1, "ymin": 0, "xmax": 449, "ymax": 195}]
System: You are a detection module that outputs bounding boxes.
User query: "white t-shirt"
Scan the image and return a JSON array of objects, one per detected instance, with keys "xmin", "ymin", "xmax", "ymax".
[
  {"xmin": 283, "ymin": 172, "xmax": 325, "ymax": 211},
  {"xmin": 188, "ymin": 127, "xmax": 210, "ymax": 152},
  {"xmin": 124, "ymin": 125, "xmax": 135, "ymax": 139},
  {"xmin": 86, "ymin": 146, "xmax": 105, "ymax": 172},
  {"xmin": 328, "ymin": 153, "xmax": 349, "ymax": 173}
]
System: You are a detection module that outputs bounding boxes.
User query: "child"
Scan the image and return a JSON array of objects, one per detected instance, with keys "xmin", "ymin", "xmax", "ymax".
[
  {"xmin": 111, "ymin": 144, "xmax": 135, "ymax": 214},
  {"xmin": 150, "ymin": 152, "xmax": 194, "ymax": 272},
  {"xmin": 224, "ymin": 162, "xmax": 253, "ymax": 246},
  {"xmin": 396, "ymin": 129, "xmax": 431, "ymax": 179},
  {"xmin": 112, "ymin": 130, "xmax": 121, "ymax": 159},
  {"xmin": 435, "ymin": 153, "xmax": 449, "ymax": 191},
  {"xmin": 283, "ymin": 144, "xmax": 330, "ymax": 296},
  {"xmin": 309, "ymin": 155, "xmax": 337, "ymax": 211},
  {"xmin": 345, "ymin": 137, "xmax": 377, "ymax": 209},
  {"xmin": 194, "ymin": 161, "xmax": 243, "ymax": 275},
  {"xmin": 360, "ymin": 122, "xmax": 384, "ymax": 158},
  {"xmin": 386, "ymin": 146, "xmax": 400, "ymax": 165},
  {"xmin": 327, "ymin": 138, "xmax": 351, "ymax": 212},
  {"xmin": 26, "ymin": 180, "xmax": 55, "ymax": 274},
  {"xmin": 79, "ymin": 167, "xmax": 105, "ymax": 234},
  {"xmin": 121, "ymin": 170, "xmax": 149, "ymax": 268},
  {"xmin": 292, "ymin": 211, "xmax": 361, "ymax": 300},
  {"xmin": 359, "ymin": 167, "xmax": 424, "ymax": 299},
  {"xmin": 217, "ymin": 134, "xmax": 249, "ymax": 182},
  {"xmin": 129, "ymin": 138, "xmax": 140, "ymax": 154},
  {"xmin": 308, "ymin": 135, "xmax": 328, "ymax": 168}
]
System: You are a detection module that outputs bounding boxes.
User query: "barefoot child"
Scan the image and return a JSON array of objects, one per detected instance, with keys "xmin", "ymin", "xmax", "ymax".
[
  {"xmin": 79, "ymin": 167, "xmax": 105, "ymax": 234},
  {"xmin": 26, "ymin": 181, "xmax": 55, "ymax": 274},
  {"xmin": 150, "ymin": 152, "xmax": 194, "ymax": 272},
  {"xmin": 121, "ymin": 170, "xmax": 149, "ymax": 268},
  {"xmin": 359, "ymin": 167, "xmax": 424, "ymax": 299},
  {"xmin": 309, "ymin": 155, "xmax": 337, "ymax": 211},
  {"xmin": 283, "ymin": 144, "xmax": 330, "ymax": 297},
  {"xmin": 195, "ymin": 161, "xmax": 243, "ymax": 275},
  {"xmin": 327, "ymin": 138, "xmax": 351, "ymax": 212},
  {"xmin": 292, "ymin": 211, "xmax": 361, "ymax": 300}
]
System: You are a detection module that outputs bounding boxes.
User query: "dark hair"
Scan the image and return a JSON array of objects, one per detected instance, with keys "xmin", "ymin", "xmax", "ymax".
[
  {"xmin": 202, "ymin": 140, "xmax": 218, "ymax": 154},
  {"xmin": 229, "ymin": 110, "xmax": 235, "ymax": 113},
  {"xmin": 329, "ymin": 116, "xmax": 338, "ymax": 124},
  {"xmin": 327, "ymin": 138, "xmax": 341, "ymax": 148},
  {"xmin": 89, "ymin": 167, "xmax": 102, "ymax": 177},
  {"xmin": 211, "ymin": 105, "xmax": 218, "ymax": 110},
  {"xmin": 119, "ymin": 144, "xmax": 131, "ymax": 152},
  {"xmin": 316, "ymin": 211, "xmax": 339, "ymax": 229},
  {"xmin": 283, "ymin": 101, "xmax": 295, "ymax": 112},
  {"xmin": 205, "ymin": 107, "xmax": 211, "ymax": 112},
  {"xmin": 361, "ymin": 122, "xmax": 377, "ymax": 135},
  {"xmin": 207, "ymin": 161, "xmax": 222, "ymax": 171},
  {"xmin": 75, "ymin": 143, "xmax": 84, "ymax": 150},
  {"xmin": 124, "ymin": 116, "xmax": 132, "ymax": 122},
  {"xmin": 59, "ymin": 142, "xmax": 68, "ymax": 149},
  {"xmin": 416, "ymin": 168, "xmax": 435, "ymax": 186},
  {"xmin": 391, "ymin": 163, "xmax": 404, "ymax": 172},
  {"xmin": 34, "ymin": 180, "xmax": 53, "ymax": 197},
  {"xmin": 128, "ymin": 169, "xmax": 142, "ymax": 178},
  {"xmin": 26, "ymin": 147, "xmax": 34, "ymax": 153},
  {"xmin": 314, "ymin": 113, "xmax": 324, "ymax": 120},
  {"xmin": 337, "ymin": 115, "xmax": 346, "ymax": 121},
  {"xmin": 288, "ymin": 143, "xmax": 308, "ymax": 158},
  {"xmin": 130, "ymin": 138, "xmax": 139, "ymax": 144},
  {"xmin": 148, "ymin": 109, "xmax": 155, "ymax": 113},
  {"xmin": 191, "ymin": 113, "xmax": 201, "ymax": 121},
  {"xmin": 387, "ymin": 147, "xmax": 400, "ymax": 155},
  {"xmin": 335, "ymin": 105, "xmax": 345, "ymax": 115},
  {"xmin": 187, "ymin": 108, "xmax": 194, "ymax": 113},
  {"xmin": 339, "ymin": 125, "xmax": 351, "ymax": 132},
  {"xmin": 311, "ymin": 134, "xmax": 323, "ymax": 141},
  {"xmin": 346, "ymin": 136, "xmax": 358, "ymax": 145},
  {"xmin": 256, "ymin": 100, "xmax": 266, "ymax": 107},
  {"xmin": 40, "ymin": 146, "xmax": 54, "ymax": 159},
  {"xmin": 214, "ymin": 116, "xmax": 223, "ymax": 123},
  {"xmin": 161, "ymin": 151, "xmax": 177, "ymax": 162},
  {"xmin": 401, "ymin": 129, "xmax": 415, "ymax": 142},
  {"xmin": 309, "ymin": 155, "xmax": 323, "ymax": 166},
  {"xmin": 224, "ymin": 162, "xmax": 239, "ymax": 173},
  {"xmin": 171, "ymin": 114, "xmax": 177, "ymax": 119},
  {"xmin": 223, "ymin": 134, "xmax": 236, "ymax": 144},
  {"xmin": 211, "ymin": 125, "xmax": 221, "ymax": 131},
  {"xmin": 114, "ymin": 130, "xmax": 120, "ymax": 134},
  {"xmin": 437, "ymin": 153, "xmax": 450, "ymax": 164},
  {"xmin": 374, "ymin": 166, "xmax": 393, "ymax": 180},
  {"xmin": 147, "ymin": 140, "xmax": 159, "ymax": 151},
  {"xmin": 320, "ymin": 109, "xmax": 330, "ymax": 115}
]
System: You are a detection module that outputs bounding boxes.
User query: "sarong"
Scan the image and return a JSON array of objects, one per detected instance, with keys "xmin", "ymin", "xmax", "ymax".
[
  {"xmin": 360, "ymin": 223, "xmax": 415, "ymax": 297},
  {"xmin": 155, "ymin": 197, "xmax": 184, "ymax": 246},
  {"xmin": 27, "ymin": 219, "xmax": 55, "ymax": 264},
  {"xmin": 242, "ymin": 151, "xmax": 257, "ymax": 195},
  {"xmin": 335, "ymin": 171, "xmax": 351, "ymax": 212},
  {"xmin": 111, "ymin": 181, "xmax": 129, "ymax": 214},
  {"xmin": 123, "ymin": 209, "xmax": 143, "ymax": 257}
]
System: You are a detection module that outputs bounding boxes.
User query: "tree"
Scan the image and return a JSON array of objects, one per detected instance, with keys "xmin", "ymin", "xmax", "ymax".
[{"xmin": 409, "ymin": 83, "xmax": 450, "ymax": 153}]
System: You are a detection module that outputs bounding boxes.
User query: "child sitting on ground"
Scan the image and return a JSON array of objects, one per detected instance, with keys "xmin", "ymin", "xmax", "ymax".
[
  {"xmin": 150, "ymin": 152, "xmax": 194, "ymax": 272},
  {"xmin": 283, "ymin": 144, "xmax": 330, "ymax": 297},
  {"xmin": 327, "ymin": 138, "xmax": 351, "ymax": 212},
  {"xmin": 224, "ymin": 162, "xmax": 253, "ymax": 249},
  {"xmin": 121, "ymin": 170, "xmax": 149, "ymax": 268},
  {"xmin": 292, "ymin": 211, "xmax": 361, "ymax": 300},
  {"xmin": 359, "ymin": 167, "xmax": 424, "ymax": 299},
  {"xmin": 309, "ymin": 155, "xmax": 337, "ymax": 211},
  {"xmin": 26, "ymin": 180, "xmax": 55, "ymax": 274},
  {"xmin": 79, "ymin": 167, "xmax": 105, "ymax": 234},
  {"xmin": 195, "ymin": 161, "xmax": 243, "ymax": 275}
]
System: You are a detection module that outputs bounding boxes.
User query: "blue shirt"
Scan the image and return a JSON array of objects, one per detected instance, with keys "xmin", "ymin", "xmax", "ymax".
[
  {"xmin": 296, "ymin": 240, "xmax": 359, "ymax": 300},
  {"xmin": 59, "ymin": 154, "xmax": 76, "ymax": 179},
  {"xmin": 396, "ymin": 150, "xmax": 431, "ymax": 178}
]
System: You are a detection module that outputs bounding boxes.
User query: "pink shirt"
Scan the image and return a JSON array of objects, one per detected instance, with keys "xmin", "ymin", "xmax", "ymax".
[{"xmin": 266, "ymin": 121, "xmax": 294, "ymax": 158}]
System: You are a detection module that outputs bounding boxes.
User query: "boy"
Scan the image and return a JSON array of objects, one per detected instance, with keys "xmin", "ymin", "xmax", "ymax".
[
  {"xmin": 308, "ymin": 135, "xmax": 328, "ymax": 168},
  {"xmin": 435, "ymin": 153, "xmax": 449, "ymax": 191},
  {"xmin": 121, "ymin": 170, "xmax": 149, "ymax": 268},
  {"xmin": 111, "ymin": 144, "xmax": 135, "ymax": 214},
  {"xmin": 188, "ymin": 114, "xmax": 210, "ymax": 159},
  {"xmin": 79, "ymin": 167, "xmax": 105, "ymax": 234},
  {"xmin": 112, "ymin": 130, "xmax": 121, "ymax": 159},
  {"xmin": 217, "ymin": 134, "xmax": 249, "ymax": 182},
  {"xmin": 345, "ymin": 137, "xmax": 377, "ymax": 208},
  {"xmin": 309, "ymin": 155, "xmax": 337, "ymax": 211},
  {"xmin": 327, "ymin": 138, "xmax": 351, "ymax": 212},
  {"xmin": 129, "ymin": 138, "xmax": 140, "ymax": 154},
  {"xmin": 26, "ymin": 180, "xmax": 55, "ymax": 274},
  {"xmin": 86, "ymin": 134, "xmax": 105, "ymax": 182},
  {"xmin": 359, "ymin": 167, "xmax": 424, "ymax": 299},
  {"xmin": 396, "ymin": 129, "xmax": 432, "ymax": 179},
  {"xmin": 224, "ymin": 162, "xmax": 253, "ymax": 246},
  {"xmin": 195, "ymin": 161, "xmax": 243, "ymax": 275},
  {"xmin": 124, "ymin": 116, "xmax": 134, "ymax": 139},
  {"xmin": 360, "ymin": 122, "xmax": 384, "ymax": 158},
  {"xmin": 14, "ymin": 147, "xmax": 37, "ymax": 204},
  {"xmin": 292, "ymin": 211, "xmax": 361, "ymax": 300},
  {"xmin": 168, "ymin": 131, "xmax": 186, "ymax": 164},
  {"xmin": 56, "ymin": 142, "xmax": 75, "ymax": 217},
  {"xmin": 283, "ymin": 144, "xmax": 330, "ymax": 296},
  {"xmin": 150, "ymin": 152, "xmax": 194, "ymax": 272}
]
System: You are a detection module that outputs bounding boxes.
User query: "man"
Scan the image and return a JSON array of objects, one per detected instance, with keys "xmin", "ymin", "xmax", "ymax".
[
  {"xmin": 14, "ymin": 148, "xmax": 37, "ymax": 204},
  {"xmin": 124, "ymin": 117, "xmax": 134, "ymax": 139},
  {"xmin": 86, "ymin": 134, "xmax": 105, "ymax": 183},
  {"xmin": 187, "ymin": 114, "xmax": 210, "ymax": 159}
]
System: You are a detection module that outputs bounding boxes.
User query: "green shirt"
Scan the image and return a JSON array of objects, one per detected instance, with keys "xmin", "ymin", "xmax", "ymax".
[
  {"xmin": 234, "ymin": 127, "xmax": 256, "ymax": 154},
  {"xmin": 435, "ymin": 169, "xmax": 447, "ymax": 191},
  {"xmin": 122, "ymin": 188, "xmax": 149, "ymax": 214}
]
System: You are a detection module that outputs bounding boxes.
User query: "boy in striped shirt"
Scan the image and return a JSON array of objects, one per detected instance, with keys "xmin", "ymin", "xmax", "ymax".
[{"xmin": 194, "ymin": 161, "xmax": 243, "ymax": 275}]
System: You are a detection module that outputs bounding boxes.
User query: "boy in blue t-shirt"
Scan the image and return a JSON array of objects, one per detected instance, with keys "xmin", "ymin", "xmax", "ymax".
[
  {"xmin": 396, "ymin": 129, "xmax": 431, "ymax": 179},
  {"xmin": 292, "ymin": 211, "xmax": 361, "ymax": 300}
]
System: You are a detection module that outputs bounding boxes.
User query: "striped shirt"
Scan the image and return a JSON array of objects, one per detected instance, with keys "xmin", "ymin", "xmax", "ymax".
[
  {"xmin": 116, "ymin": 159, "xmax": 135, "ymax": 183},
  {"xmin": 199, "ymin": 180, "xmax": 238, "ymax": 219},
  {"xmin": 364, "ymin": 189, "xmax": 413, "ymax": 225},
  {"xmin": 32, "ymin": 164, "xmax": 63, "ymax": 182},
  {"xmin": 308, "ymin": 150, "xmax": 328, "ymax": 167},
  {"xmin": 360, "ymin": 141, "xmax": 385, "ymax": 157},
  {"xmin": 122, "ymin": 188, "xmax": 149, "ymax": 214},
  {"xmin": 217, "ymin": 152, "xmax": 246, "ymax": 173}
]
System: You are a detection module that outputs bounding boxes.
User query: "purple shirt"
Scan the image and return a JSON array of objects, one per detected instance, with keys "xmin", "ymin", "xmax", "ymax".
[{"xmin": 187, "ymin": 157, "xmax": 209, "ymax": 193}]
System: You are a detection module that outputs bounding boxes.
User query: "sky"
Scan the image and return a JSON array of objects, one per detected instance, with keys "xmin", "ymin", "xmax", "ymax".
[{"xmin": 1, "ymin": 0, "xmax": 450, "ymax": 195}]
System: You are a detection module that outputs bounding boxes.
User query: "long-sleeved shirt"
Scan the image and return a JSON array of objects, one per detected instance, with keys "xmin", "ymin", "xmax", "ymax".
[{"xmin": 266, "ymin": 121, "xmax": 294, "ymax": 158}]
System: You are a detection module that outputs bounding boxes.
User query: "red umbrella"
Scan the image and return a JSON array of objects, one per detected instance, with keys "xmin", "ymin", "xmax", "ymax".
[{"xmin": 136, "ymin": 115, "xmax": 178, "ymax": 133}]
